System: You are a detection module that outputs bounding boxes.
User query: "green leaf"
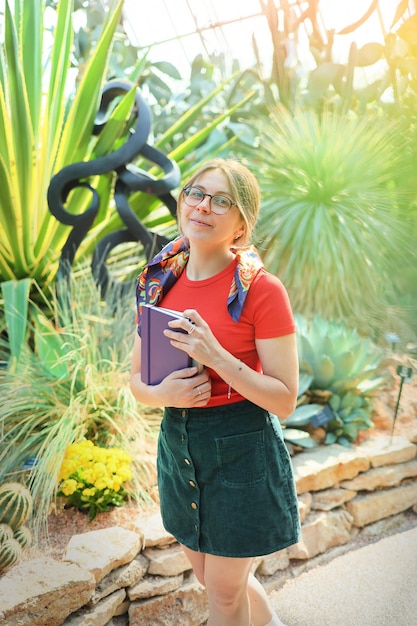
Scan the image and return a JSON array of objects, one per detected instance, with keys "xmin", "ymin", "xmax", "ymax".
[
  {"xmin": 314, "ymin": 354, "xmax": 335, "ymax": 388},
  {"xmin": 1, "ymin": 278, "xmax": 31, "ymax": 365},
  {"xmin": 355, "ymin": 43, "xmax": 384, "ymax": 67},
  {"xmin": 285, "ymin": 403, "xmax": 324, "ymax": 428},
  {"xmin": 33, "ymin": 312, "xmax": 69, "ymax": 379},
  {"xmin": 332, "ymin": 350, "xmax": 355, "ymax": 379},
  {"xmin": 153, "ymin": 60, "xmax": 182, "ymax": 80},
  {"xmin": 325, "ymin": 432, "xmax": 337, "ymax": 445},
  {"xmin": 298, "ymin": 372, "xmax": 314, "ymax": 396},
  {"xmin": 283, "ymin": 428, "xmax": 318, "ymax": 447},
  {"xmin": 298, "ymin": 334, "xmax": 314, "ymax": 366},
  {"xmin": 337, "ymin": 436, "xmax": 352, "ymax": 448}
]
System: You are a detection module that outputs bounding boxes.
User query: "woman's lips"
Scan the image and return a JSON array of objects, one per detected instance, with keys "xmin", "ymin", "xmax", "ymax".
[{"xmin": 190, "ymin": 217, "xmax": 211, "ymax": 227}]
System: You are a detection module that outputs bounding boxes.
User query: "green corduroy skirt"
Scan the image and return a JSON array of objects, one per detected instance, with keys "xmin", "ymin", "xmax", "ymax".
[{"xmin": 157, "ymin": 400, "xmax": 301, "ymax": 558}]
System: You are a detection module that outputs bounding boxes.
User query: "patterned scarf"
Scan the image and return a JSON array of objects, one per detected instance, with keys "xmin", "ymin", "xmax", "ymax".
[{"xmin": 136, "ymin": 235, "xmax": 264, "ymax": 327}]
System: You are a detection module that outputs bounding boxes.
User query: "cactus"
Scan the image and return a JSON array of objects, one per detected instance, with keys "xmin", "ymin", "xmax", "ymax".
[
  {"xmin": 0, "ymin": 482, "xmax": 33, "ymax": 530},
  {"xmin": 14, "ymin": 525, "xmax": 32, "ymax": 550},
  {"xmin": 0, "ymin": 538, "xmax": 22, "ymax": 572},
  {"xmin": 0, "ymin": 523, "xmax": 14, "ymax": 545}
]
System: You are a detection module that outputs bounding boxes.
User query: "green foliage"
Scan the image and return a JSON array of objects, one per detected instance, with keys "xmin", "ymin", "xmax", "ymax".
[
  {"xmin": 0, "ymin": 0, "xmax": 124, "ymax": 286},
  {"xmin": 0, "ymin": 537, "xmax": 22, "ymax": 572},
  {"xmin": 0, "ymin": 523, "xmax": 14, "ymax": 544},
  {"xmin": 13, "ymin": 525, "xmax": 32, "ymax": 550},
  {"xmin": 0, "ymin": 269, "xmax": 160, "ymax": 541},
  {"xmin": 0, "ymin": 279, "xmax": 31, "ymax": 365},
  {"xmin": 0, "ymin": 0, "xmax": 256, "ymax": 292},
  {"xmin": 0, "ymin": 482, "xmax": 33, "ymax": 531},
  {"xmin": 291, "ymin": 314, "xmax": 387, "ymax": 446},
  {"xmin": 248, "ymin": 108, "xmax": 414, "ymax": 337},
  {"xmin": 247, "ymin": 0, "xmax": 417, "ymax": 115}
]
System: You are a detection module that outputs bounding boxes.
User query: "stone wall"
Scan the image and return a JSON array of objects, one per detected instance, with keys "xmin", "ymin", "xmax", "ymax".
[{"xmin": 1, "ymin": 435, "xmax": 417, "ymax": 626}]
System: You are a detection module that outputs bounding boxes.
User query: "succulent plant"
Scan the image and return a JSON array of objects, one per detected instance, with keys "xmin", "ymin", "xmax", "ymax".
[
  {"xmin": 0, "ymin": 523, "xmax": 14, "ymax": 545},
  {"xmin": 0, "ymin": 482, "xmax": 33, "ymax": 530},
  {"xmin": 284, "ymin": 315, "xmax": 387, "ymax": 447},
  {"xmin": 0, "ymin": 537, "xmax": 22, "ymax": 572},
  {"xmin": 14, "ymin": 525, "xmax": 32, "ymax": 550}
]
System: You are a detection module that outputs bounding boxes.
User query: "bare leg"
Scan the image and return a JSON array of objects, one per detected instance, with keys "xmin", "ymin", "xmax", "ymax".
[
  {"xmin": 247, "ymin": 572, "xmax": 274, "ymax": 625},
  {"xmin": 181, "ymin": 545, "xmax": 253, "ymax": 625},
  {"xmin": 181, "ymin": 545, "xmax": 285, "ymax": 626}
]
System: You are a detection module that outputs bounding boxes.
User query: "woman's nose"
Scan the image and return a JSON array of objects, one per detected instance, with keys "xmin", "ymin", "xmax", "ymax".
[{"xmin": 196, "ymin": 195, "xmax": 212, "ymax": 212}]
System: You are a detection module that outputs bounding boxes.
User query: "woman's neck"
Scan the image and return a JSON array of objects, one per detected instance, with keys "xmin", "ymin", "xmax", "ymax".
[{"xmin": 186, "ymin": 247, "xmax": 235, "ymax": 281}]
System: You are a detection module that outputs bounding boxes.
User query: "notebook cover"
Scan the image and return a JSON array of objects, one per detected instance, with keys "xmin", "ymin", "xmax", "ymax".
[{"xmin": 141, "ymin": 304, "xmax": 193, "ymax": 385}]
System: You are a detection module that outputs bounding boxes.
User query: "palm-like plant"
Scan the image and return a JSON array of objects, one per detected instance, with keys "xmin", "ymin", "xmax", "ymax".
[{"xmin": 250, "ymin": 107, "xmax": 413, "ymax": 336}]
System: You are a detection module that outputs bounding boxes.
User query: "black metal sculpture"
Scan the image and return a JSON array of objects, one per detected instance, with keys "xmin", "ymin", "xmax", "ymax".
[{"xmin": 47, "ymin": 80, "xmax": 180, "ymax": 297}]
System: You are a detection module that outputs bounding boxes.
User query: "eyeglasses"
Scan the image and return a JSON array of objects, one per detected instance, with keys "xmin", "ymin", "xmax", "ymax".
[{"xmin": 182, "ymin": 186, "xmax": 237, "ymax": 215}]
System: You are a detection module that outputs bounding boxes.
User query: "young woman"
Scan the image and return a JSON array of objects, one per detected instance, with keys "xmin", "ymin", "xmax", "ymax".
[{"xmin": 130, "ymin": 158, "xmax": 300, "ymax": 626}]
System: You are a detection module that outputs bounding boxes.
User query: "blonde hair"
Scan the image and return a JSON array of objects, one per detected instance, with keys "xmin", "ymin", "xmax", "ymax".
[{"xmin": 178, "ymin": 158, "xmax": 260, "ymax": 245}]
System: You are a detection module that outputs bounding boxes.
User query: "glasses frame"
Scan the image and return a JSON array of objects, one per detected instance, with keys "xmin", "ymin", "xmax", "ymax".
[{"xmin": 182, "ymin": 186, "xmax": 238, "ymax": 215}]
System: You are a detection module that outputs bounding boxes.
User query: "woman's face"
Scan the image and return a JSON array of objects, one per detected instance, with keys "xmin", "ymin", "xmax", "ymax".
[{"xmin": 179, "ymin": 168, "xmax": 245, "ymax": 249}]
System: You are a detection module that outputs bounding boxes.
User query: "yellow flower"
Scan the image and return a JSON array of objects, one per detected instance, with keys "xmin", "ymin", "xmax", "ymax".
[
  {"xmin": 94, "ymin": 477, "xmax": 108, "ymax": 491},
  {"xmin": 61, "ymin": 478, "xmax": 77, "ymax": 496},
  {"xmin": 57, "ymin": 440, "xmax": 133, "ymax": 519}
]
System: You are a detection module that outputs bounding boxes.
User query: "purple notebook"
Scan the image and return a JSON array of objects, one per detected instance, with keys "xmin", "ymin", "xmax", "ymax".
[{"xmin": 141, "ymin": 304, "xmax": 194, "ymax": 385}]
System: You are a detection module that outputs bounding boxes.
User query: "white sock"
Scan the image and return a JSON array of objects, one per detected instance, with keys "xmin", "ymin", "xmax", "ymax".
[{"xmin": 265, "ymin": 612, "xmax": 287, "ymax": 626}]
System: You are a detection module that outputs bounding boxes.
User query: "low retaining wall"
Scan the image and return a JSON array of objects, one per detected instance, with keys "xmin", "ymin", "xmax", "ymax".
[{"xmin": 1, "ymin": 435, "xmax": 417, "ymax": 626}]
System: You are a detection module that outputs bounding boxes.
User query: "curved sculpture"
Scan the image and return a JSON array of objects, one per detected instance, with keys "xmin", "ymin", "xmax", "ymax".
[{"xmin": 47, "ymin": 79, "xmax": 180, "ymax": 297}]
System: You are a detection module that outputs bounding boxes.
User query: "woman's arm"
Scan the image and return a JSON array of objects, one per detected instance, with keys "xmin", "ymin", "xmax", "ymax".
[
  {"xmin": 216, "ymin": 333, "xmax": 299, "ymax": 418},
  {"xmin": 164, "ymin": 309, "xmax": 299, "ymax": 418}
]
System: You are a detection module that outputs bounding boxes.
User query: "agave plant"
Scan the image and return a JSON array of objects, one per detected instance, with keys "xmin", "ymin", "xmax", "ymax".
[
  {"xmin": 288, "ymin": 314, "xmax": 387, "ymax": 446},
  {"xmin": 0, "ymin": 0, "xmax": 255, "ymax": 294},
  {"xmin": 0, "ymin": 0, "xmax": 125, "ymax": 287},
  {"xmin": 247, "ymin": 107, "xmax": 412, "ymax": 337},
  {"xmin": 0, "ymin": 269, "xmax": 160, "ymax": 541}
]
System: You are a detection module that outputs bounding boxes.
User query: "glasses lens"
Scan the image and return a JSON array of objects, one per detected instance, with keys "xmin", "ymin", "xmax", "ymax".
[
  {"xmin": 211, "ymin": 195, "xmax": 232, "ymax": 213},
  {"xmin": 183, "ymin": 186, "xmax": 233, "ymax": 214},
  {"xmin": 184, "ymin": 187, "xmax": 203, "ymax": 205}
]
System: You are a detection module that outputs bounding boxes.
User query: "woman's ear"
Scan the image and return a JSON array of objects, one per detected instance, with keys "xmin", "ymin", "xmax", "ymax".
[{"xmin": 233, "ymin": 227, "xmax": 246, "ymax": 242}]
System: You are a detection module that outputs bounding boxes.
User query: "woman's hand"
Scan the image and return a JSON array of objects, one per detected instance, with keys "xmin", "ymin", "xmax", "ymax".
[
  {"xmin": 130, "ymin": 330, "xmax": 212, "ymax": 408},
  {"xmin": 164, "ymin": 308, "xmax": 222, "ymax": 370},
  {"xmin": 156, "ymin": 366, "xmax": 212, "ymax": 408}
]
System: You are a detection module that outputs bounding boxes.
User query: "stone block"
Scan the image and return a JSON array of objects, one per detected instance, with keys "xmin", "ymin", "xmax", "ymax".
[
  {"xmin": 63, "ymin": 527, "xmax": 141, "ymax": 583},
  {"xmin": 346, "ymin": 482, "xmax": 417, "ymax": 527},
  {"xmin": 357, "ymin": 436, "xmax": 416, "ymax": 467},
  {"xmin": 288, "ymin": 509, "xmax": 354, "ymax": 560},
  {"xmin": 132, "ymin": 512, "xmax": 176, "ymax": 548},
  {"xmin": 143, "ymin": 543, "xmax": 192, "ymax": 576},
  {"xmin": 256, "ymin": 549, "xmax": 290, "ymax": 576},
  {"xmin": 341, "ymin": 459, "xmax": 417, "ymax": 491},
  {"xmin": 311, "ymin": 487, "xmax": 356, "ymax": 511},
  {"xmin": 128, "ymin": 573, "xmax": 184, "ymax": 600},
  {"xmin": 292, "ymin": 444, "xmax": 370, "ymax": 493},
  {"xmin": 89, "ymin": 555, "xmax": 148, "ymax": 604},
  {"xmin": 63, "ymin": 588, "xmax": 126, "ymax": 625},
  {"xmin": 129, "ymin": 578, "xmax": 208, "ymax": 626},
  {"xmin": 0, "ymin": 557, "xmax": 95, "ymax": 626}
]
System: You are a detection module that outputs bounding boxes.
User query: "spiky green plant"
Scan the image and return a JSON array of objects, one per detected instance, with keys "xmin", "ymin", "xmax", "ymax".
[
  {"xmin": 249, "ymin": 108, "xmax": 413, "ymax": 336},
  {"xmin": 0, "ymin": 0, "xmax": 255, "ymax": 291},
  {"xmin": 0, "ymin": 269, "xmax": 160, "ymax": 541},
  {"xmin": 292, "ymin": 314, "xmax": 387, "ymax": 446},
  {"xmin": 0, "ymin": 0, "xmax": 125, "ymax": 286}
]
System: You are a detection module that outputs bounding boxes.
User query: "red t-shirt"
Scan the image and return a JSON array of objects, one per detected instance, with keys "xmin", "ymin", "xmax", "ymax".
[{"xmin": 160, "ymin": 258, "xmax": 295, "ymax": 407}]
